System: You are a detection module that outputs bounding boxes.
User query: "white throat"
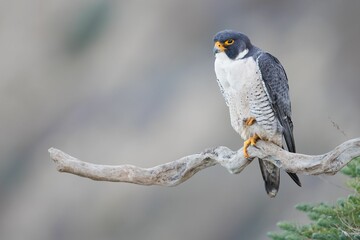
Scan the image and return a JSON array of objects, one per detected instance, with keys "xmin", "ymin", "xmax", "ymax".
[
  {"xmin": 214, "ymin": 48, "xmax": 249, "ymax": 61},
  {"xmin": 236, "ymin": 48, "xmax": 249, "ymax": 60}
]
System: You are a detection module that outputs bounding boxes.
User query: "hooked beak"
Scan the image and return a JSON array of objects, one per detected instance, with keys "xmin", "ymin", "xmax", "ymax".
[{"xmin": 213, "ymin": 41, "xmax": 226, "ymax": 55}]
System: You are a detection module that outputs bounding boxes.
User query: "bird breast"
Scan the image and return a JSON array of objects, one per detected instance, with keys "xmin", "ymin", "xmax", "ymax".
[{"xmin": 215, "ymin": 53, "xmax": 279, "ymax": 142}]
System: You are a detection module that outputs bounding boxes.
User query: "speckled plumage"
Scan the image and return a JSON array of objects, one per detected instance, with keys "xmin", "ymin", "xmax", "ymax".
[{"xmin": 213, "ymin": 30, "xmax": 301, "ymax": 197}]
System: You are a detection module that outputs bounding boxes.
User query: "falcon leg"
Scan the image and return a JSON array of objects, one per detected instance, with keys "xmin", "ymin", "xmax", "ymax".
[
  {"xmin": 243, "ymin": 134, "xmax": 259, "ymax": 158},
  {"xmin": 244, "ymin": 117, "xmax": 256, "ymax": 126}
]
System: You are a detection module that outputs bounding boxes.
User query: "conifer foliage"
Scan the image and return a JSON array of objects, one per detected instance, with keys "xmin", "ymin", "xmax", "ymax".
[{"xmin": 268, "ymin": 157, "xmax": 360, "ymax": 240}]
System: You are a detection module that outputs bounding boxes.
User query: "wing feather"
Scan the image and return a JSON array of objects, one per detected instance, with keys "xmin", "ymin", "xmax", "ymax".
[
  {"xmin": 257, "ymin": 52, "xmax": 301, "ymax": 187},
  {"xmin": 257, "ymin": 53, "xmax": 295, "ymax": 151}
]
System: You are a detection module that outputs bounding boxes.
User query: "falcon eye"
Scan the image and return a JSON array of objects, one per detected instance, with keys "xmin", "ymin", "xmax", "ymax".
[{"xmin": 225, "ymin": 39, "xmax": 234, "ymax": 45}]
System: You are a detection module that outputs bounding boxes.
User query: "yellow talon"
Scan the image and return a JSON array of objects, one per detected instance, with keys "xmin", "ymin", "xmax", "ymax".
[
  {"xmin": 244, "ymin": 117, "xmax": 256, "ymax": 126},
  {"xmin": 243, "ymin": 134, "xmax": 259, "ymax": 158}
]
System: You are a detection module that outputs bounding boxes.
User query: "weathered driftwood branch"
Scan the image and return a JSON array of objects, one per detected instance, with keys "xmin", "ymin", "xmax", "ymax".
[{"xmin": 49, "ymin": 138, "xmax": 360, "ymax": 187}]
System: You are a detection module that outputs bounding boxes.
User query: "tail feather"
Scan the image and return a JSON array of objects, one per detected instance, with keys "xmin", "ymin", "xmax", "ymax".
[{"xmin": 259, "ymin": 159, "xmax": 280, "ymax": 198}]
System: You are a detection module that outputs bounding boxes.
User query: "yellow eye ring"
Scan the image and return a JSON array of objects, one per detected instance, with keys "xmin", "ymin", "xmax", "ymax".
[{"xmin": 224, "ymin": 39, "xmax": 234, "ymax": 45}]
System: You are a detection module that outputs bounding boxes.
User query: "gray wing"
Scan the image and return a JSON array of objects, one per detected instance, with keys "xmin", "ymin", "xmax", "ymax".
[
  {"xmin": 257, "ymin": 52, "xmax": 301, "ymax": 187},
  {"xmin": 257, "ymin": 52, "xmax": 295, "ymax": 152}
]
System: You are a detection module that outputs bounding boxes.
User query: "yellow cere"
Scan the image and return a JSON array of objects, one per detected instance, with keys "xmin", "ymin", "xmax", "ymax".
[{"xmin": 214, "ymin": 41, "xmax": 226, "ymax": 52}]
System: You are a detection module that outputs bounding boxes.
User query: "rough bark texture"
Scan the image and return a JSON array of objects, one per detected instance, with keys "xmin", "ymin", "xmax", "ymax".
[{"xmin": 49, "ymin": 138, "xmax": 360, "ymax": 186}]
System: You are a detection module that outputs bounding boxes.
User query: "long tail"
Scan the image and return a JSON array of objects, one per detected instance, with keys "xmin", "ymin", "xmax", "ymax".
[{"xmin": 258, "ymin": 159, "xmax": 280, "ymax": 198}]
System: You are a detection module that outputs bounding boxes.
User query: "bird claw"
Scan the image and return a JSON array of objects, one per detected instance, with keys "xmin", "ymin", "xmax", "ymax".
[
  {"xmin": 244, "ymin": 117, "xmax": 256, "ymax": 126},
  {"xmin": 243, "ymin": 134, "xmax": 259, "ymax": 158}
]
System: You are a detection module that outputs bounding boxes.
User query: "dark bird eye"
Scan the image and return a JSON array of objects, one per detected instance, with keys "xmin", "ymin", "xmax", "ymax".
[{"xmin": 225, "ymin": 39, "xmax": 234, "ymax": 45}]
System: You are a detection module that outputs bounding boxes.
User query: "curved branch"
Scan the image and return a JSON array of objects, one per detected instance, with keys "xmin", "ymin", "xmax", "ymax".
[{"xmin": 49, "ymin": 138, "xmax": 360, "ymax": 186}]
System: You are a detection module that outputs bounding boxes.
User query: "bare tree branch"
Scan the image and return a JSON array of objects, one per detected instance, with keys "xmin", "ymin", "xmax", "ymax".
[{"xmin": 49, "ymin": 138, "xmax": 360, "ymax": 187}]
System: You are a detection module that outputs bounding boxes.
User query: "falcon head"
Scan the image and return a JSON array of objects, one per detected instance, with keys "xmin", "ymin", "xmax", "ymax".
[{"xmin": 213, "ymin": 30, "xmax": 252, "ymax": 60}]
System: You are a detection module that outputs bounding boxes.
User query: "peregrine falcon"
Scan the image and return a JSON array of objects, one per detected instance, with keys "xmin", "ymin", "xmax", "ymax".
[{"xmin": 213, "ymin": 30, "xmax": 301, "ymax": 197}]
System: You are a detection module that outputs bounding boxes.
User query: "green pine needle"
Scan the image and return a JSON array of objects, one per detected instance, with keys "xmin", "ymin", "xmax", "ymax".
[{"xmin": 268, "ymin": 156, "xmax": 360, "ymax": 239}]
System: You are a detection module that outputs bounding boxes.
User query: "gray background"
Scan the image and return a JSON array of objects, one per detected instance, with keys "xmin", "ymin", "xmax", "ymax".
[{"xmin": 1, "ymin": 1, "xmax": 359, "ymax": 239}]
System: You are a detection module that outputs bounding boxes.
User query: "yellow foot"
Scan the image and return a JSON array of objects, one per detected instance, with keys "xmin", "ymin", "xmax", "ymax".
[
  {"xmin": 243, "ymin": 134, "xmax": 259, "ymax": 158},
  {"xmin": 244, "ymin": 117, "xmax": 256, "ymax": 126}
]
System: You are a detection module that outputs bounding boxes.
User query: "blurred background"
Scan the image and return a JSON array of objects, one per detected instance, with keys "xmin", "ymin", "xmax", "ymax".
[{"xmin": 0, "ymin": 0, "xmax": 359, "ymax": 239}]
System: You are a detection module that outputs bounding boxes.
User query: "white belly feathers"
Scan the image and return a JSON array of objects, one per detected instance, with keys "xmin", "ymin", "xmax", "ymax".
[{"xmin": 215, "ymin": 52, "xmax": 281, "ymax": 144}]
